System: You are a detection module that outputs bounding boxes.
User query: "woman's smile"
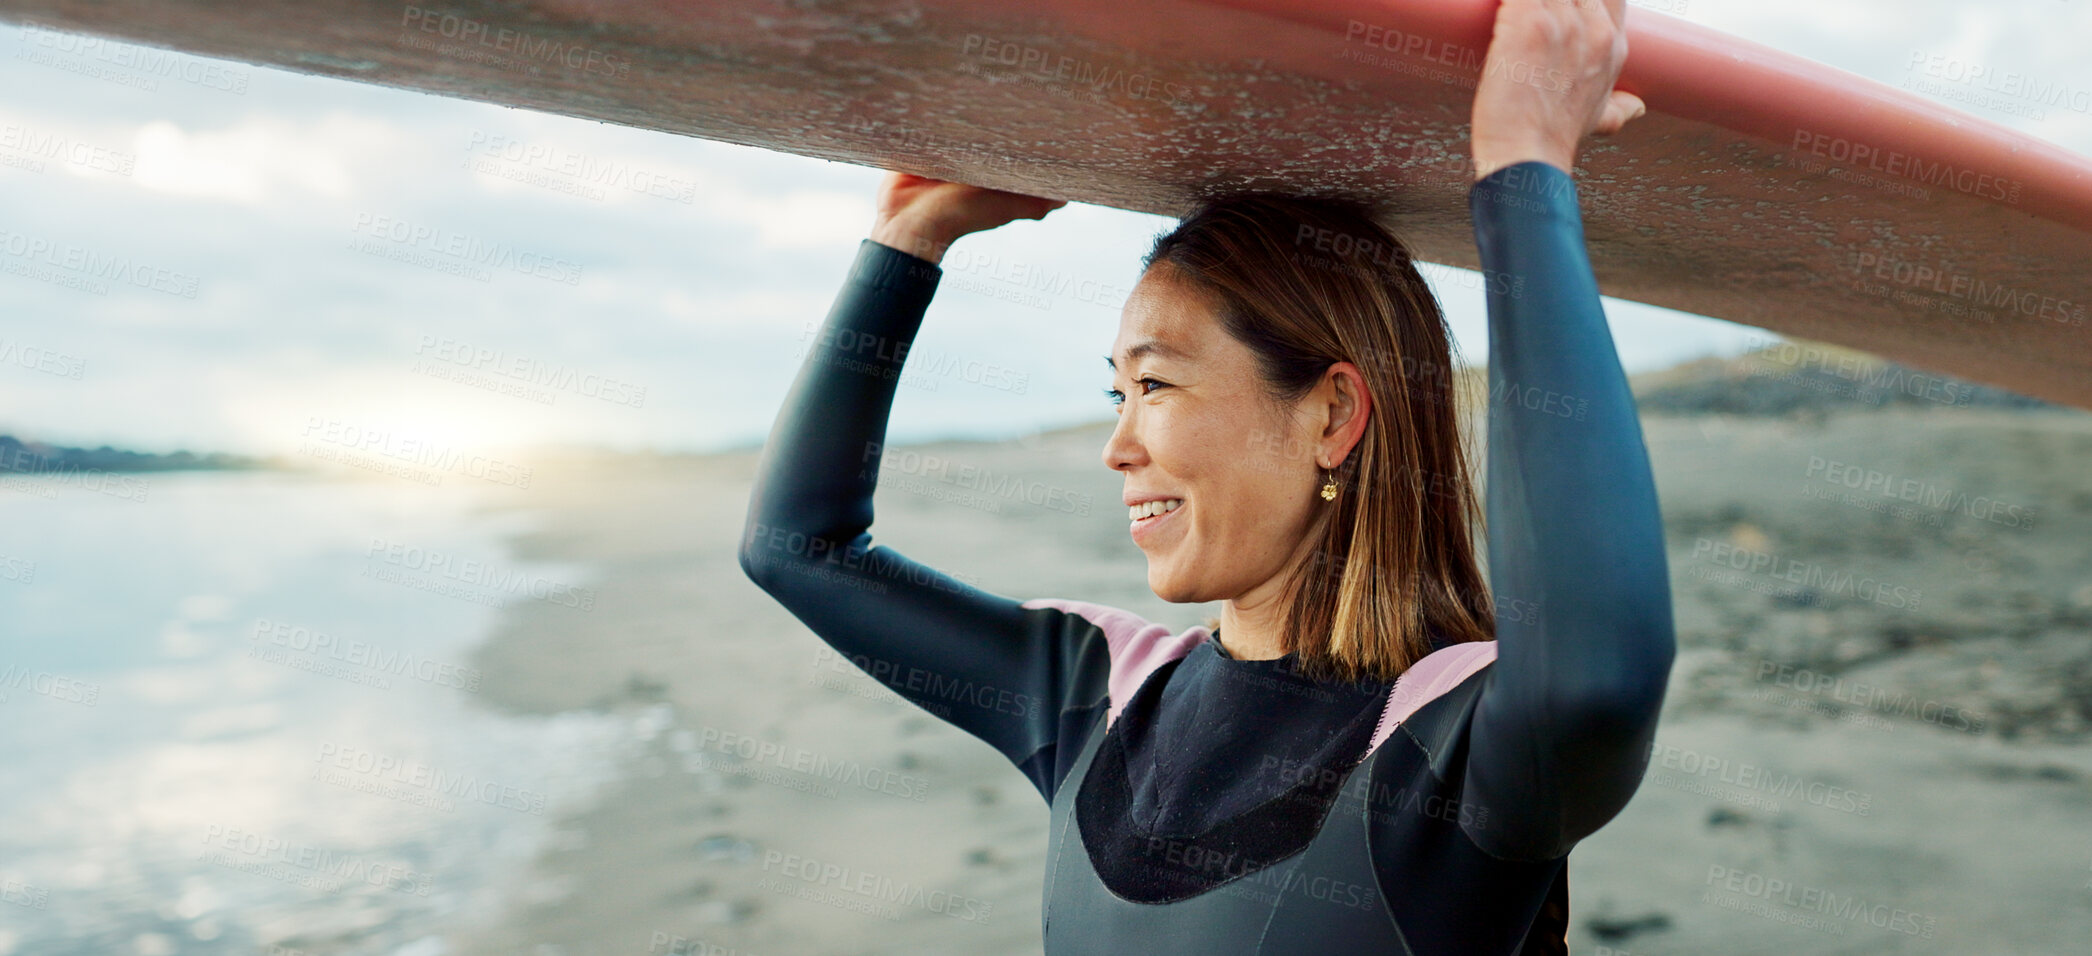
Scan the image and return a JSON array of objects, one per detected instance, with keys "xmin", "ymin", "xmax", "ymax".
[{"xmin": 1129, "ymin": 497, "xmax": 1186, "ymax": 545}]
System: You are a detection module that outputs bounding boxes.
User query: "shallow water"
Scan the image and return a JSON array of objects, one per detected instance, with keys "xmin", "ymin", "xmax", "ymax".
[{"xmin": 0, "ymin": 470, "xmax": 637, "ymax": 955}]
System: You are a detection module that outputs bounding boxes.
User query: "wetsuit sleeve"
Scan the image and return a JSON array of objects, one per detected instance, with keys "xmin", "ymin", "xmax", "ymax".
[
  {"xmin": 1460, "ymin": 161, "xmax": 1678, "ymax": 861},
  {"xmin": 736, "ymin": 239, "xmax": 1113, "ymax": 804}
]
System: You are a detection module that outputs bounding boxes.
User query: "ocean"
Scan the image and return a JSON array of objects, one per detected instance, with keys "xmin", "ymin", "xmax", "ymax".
[{"xmin": 0, "ymin": 469, "xmax": 640, "ymax": 955}]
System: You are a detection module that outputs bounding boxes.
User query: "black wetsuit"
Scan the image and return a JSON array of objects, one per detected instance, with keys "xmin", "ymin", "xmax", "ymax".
[{"xmin": 738, "ymin": 160, "xmax": 1676, "ymax": 954}]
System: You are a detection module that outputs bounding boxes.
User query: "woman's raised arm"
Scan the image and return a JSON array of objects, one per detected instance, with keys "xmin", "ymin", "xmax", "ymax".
[
  {"xmin": 1457, "ymin": 0, "xmax": 1677, "ymax": 861},
  {"xmin": 737, "ymin": 177, "xmax": 1117, "ymax": 803}
]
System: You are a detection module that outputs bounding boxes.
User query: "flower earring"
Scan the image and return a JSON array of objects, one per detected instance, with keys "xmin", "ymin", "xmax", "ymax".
[{"xmin": 1320, "ymin": 468, "xmax": 1341, "ymax": 501}]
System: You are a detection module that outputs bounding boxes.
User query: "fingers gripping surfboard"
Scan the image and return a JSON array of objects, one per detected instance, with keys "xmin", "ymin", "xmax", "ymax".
[{"xmin": 5, "ymin": 0, "xmax": 2089, "ymax": 409}]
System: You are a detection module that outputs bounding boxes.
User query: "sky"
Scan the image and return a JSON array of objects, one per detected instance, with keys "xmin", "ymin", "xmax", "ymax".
[{"xmin": 0, "ymin": 0, "xmax": 2087, "ymax": 458}]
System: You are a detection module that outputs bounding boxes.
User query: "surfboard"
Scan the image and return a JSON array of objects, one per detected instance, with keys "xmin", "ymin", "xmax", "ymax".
[{"xmin": 6, "ymin": 0, "xmax": 2089, "ymax": 409}]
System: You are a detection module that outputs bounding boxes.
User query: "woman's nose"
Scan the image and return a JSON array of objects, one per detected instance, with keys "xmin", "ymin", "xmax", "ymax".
[{"xmin": 1102, "ymin": 409, "xmax": 1144, "ymax": 472}]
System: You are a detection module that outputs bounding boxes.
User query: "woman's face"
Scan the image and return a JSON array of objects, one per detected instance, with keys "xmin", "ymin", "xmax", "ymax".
[{"xmin": 1103, "ymin": 266, "xmax": 1363, "ymax": 604}]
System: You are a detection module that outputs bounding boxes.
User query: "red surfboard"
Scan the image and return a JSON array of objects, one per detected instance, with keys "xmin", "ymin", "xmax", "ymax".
[{"xmin": 6, "ymin": 0, "xmax": 2088, "ymax": 408}]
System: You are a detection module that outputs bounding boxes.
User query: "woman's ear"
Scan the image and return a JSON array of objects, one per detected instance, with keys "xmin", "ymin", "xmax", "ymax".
[{"xmin": 1318, "ymin": 361, "xmax": 1373, "ymax": 469}]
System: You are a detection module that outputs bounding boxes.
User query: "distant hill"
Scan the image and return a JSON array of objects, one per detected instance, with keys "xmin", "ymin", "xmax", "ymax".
[
  {"xmin": 1624, "ymin": 339, "xmax": 2054, "ymax": 416},
  {"xmin": 1416, "ymin": 338, "xmax": 2053, "ymax": 423},
  {"xmin": 0, "ymin": 434, "xmax": 265, "ymax": 473}
]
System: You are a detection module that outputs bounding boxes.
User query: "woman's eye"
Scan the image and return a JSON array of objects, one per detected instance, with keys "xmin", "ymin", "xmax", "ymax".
[{"xmin": 1103, "ymin": 378, "xmax": 1167, "ymax": 407}]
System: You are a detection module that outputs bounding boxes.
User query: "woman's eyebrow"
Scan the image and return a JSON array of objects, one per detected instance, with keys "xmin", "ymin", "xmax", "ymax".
[{"xmin": 1104, "ymin": 340, "xmax": 1191, "ymax": 370}]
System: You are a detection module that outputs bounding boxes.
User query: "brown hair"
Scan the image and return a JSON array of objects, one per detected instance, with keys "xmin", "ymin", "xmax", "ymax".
[{"xmin": 1144, "ymin": 193, "xmax": 1495, "ymax": 684}]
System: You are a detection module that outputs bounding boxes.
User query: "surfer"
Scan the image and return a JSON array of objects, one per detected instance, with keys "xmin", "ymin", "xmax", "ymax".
[{"xmin": 739, "ymin": 0, "xmax": 1672, "ymax": 951}]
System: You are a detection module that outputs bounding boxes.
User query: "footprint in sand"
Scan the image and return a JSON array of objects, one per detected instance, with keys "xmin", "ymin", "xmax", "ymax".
[{"xmin": 696, "ymin": 834, "xmax": 759, "ymax": 863}]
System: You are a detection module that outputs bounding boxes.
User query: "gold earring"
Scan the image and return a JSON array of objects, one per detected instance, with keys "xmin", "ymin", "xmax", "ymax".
[{"xmin": 1320, "ymin": 468, "xmax": 1340, "ymax": 501}]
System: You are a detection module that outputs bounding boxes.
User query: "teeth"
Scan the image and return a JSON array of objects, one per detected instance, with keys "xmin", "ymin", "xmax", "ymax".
[{"xmin": 1129, "ymin": 498, "xmax": 1183, "ymax": 520}]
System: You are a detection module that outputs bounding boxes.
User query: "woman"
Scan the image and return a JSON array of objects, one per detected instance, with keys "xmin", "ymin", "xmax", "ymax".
[{"xmin": 738, "ymin": 0, "xmax": 1674, "ymax": 951}]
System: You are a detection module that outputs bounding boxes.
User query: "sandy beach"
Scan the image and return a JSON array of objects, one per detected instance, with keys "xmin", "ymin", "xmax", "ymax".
[{"xmin": 435, "ymin": 378, "xmax": 2092, "ymax": 954}]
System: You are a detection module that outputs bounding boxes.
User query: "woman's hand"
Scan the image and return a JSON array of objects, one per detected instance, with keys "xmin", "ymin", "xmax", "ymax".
[
  {"xmin": 1470, "ymin": 0, "xmax": 1646, "ymax": 181},
  {"xmin": 870, "ymin": 172, "xmax": 1067, "ymax": 265}
]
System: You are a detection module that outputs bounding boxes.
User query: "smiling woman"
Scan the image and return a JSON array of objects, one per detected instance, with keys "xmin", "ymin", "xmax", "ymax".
[
  {"xmin": 739, "ymin": 1, "xmax": 1674, "ymax": 952},
  {"xmin": 1101, "ymin": 193, "xmax": 1492, "ymax": 682}
]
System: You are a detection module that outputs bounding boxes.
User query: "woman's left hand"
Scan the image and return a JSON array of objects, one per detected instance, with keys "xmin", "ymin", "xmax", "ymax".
[{"xmin": 1470, "ymin": 0, "xmax": 1646, "ymax": 181}]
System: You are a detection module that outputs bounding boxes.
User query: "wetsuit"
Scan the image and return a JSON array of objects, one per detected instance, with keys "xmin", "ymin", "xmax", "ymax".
[{"xmin": 738, "ymin": 160, "xmax": 1676, "ymax": 954}]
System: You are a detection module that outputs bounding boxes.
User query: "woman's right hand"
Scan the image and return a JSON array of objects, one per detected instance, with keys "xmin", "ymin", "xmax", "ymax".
[{"xmin": 870, "ymin": 172, "xmax": 1067, "ymax": 265}]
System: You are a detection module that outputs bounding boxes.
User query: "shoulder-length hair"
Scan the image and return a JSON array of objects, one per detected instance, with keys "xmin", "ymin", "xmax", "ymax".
[{"xmin": 1144, "ymin": 193, "xmax": 1495, "ymax": 683}]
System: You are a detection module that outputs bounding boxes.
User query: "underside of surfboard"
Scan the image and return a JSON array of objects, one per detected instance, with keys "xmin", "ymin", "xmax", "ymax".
[{"xmin": 4, "ymin": 0, "xmax": 2089, "ymax": 410}]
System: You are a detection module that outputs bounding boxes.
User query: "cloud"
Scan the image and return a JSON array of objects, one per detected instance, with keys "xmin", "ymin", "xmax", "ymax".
[{"xmin": 130, "ymin": 115, "xmax": 378, "ymax": 204}]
